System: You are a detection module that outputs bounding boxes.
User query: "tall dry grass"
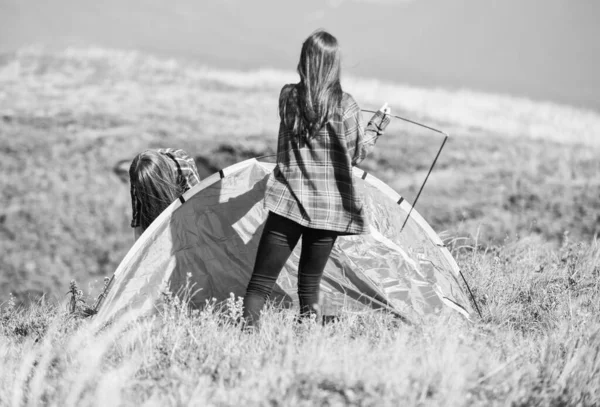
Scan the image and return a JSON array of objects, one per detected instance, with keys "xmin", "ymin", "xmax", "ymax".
[{"xmin": 1, "ymin": 238, "xmax": 599, "ymax": 406}]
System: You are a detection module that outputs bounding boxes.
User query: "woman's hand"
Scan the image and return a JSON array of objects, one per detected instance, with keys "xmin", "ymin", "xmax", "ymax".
[{"xmin": 379, "ymin": 102, "xmax": 391, "ymax": 116}]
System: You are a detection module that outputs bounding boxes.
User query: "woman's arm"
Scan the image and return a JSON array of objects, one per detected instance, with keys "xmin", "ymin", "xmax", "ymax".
[{"xmin": 345, "ymin": 101, "xmax": 391, "ymax": 166}]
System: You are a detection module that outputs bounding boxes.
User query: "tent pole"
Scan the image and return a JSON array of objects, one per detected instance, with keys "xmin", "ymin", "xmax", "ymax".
[
  {"xmin": 361, "ymin": 109, "xmax": 449, "ymax": 136},
  {"xmin": 360, "ymin": 109, "xmax": 449, "ymax": 232},
  {"xmin": 399, "ymin": 134, "xmax": 447, "ymax": 232}
]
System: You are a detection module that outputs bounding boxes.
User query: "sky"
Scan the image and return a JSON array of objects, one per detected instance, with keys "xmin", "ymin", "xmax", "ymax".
[{"xmin": 1, "ymin": 0, "xmax": 599, "ymax": 111}]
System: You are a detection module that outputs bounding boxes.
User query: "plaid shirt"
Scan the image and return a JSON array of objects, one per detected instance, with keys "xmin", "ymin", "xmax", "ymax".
[
  {"xmin": 264, "ymin": 84, "xmax": 391, "ymax": 234},
  {"xmin": 130, "ymin": 148, "xmax": 200, "ymax": 228}
]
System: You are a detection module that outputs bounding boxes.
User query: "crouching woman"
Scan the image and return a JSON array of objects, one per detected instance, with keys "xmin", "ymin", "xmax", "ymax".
[{"xmin": 129, "ymin": 148, "xmax": 201, "ymax": 241}]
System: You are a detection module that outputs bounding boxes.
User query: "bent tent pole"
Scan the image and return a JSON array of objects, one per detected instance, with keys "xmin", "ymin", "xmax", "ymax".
[
  {"xmin": 362, "ymin": 109, "xmax": 483, "ymax": 320},
  {"xmin": 362, "ymin": 108, "xmax": 448, "ymax": 233}
]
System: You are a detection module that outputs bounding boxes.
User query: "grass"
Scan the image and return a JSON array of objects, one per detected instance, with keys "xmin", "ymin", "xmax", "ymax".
[
  {"xmin": 1, "ymin": 239, "xmax": 599, "ymax": 406},
  {"xmin": 1, "ymin": 46, "xmax": 600, "ymax": 405}
]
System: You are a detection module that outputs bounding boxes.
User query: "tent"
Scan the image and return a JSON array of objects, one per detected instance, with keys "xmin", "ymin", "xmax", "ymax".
[{"xmin": 94, "ymin": 159, "xmax": 472, "ymax": 325}]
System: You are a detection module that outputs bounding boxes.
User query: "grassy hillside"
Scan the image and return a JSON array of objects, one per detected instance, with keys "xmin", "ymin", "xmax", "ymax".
[
  {"xmin": 1, "ymin": 46, "xmax": 600, "ymax": 406},
  {"xmin": 1, "ymin": 239, "xmax": 599, "ymax": 406},
  {"xmin": 1, "ymin": 46, "xmax": 599, "ymax": 302}
]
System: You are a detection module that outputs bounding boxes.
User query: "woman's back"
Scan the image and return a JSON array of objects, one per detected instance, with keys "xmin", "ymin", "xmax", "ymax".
[{"xmin": 265, "ymin": 84, "xmax": 386, "ymax": 234}]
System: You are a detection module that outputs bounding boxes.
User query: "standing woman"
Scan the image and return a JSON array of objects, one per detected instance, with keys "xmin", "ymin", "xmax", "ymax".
[{"xmin": 243, "ymin": 30, "xmax": 391, "ymax": 326}]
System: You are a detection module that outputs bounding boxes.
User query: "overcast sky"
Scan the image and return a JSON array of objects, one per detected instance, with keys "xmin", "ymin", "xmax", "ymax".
[{"xmin": 2, "ymin": 0, "xmax": 598, "ymax": 111}]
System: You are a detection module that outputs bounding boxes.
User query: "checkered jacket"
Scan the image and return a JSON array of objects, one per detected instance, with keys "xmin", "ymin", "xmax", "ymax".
[
  {"xmin": 264, "ymin": 84, "xmax": 391, "ymax": 234},
  {"xmin": 130, "ymin": 148, "xmax": 200, "ymax": 228}
]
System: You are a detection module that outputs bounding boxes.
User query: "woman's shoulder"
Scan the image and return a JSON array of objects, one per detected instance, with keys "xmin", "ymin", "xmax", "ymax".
[
  {"xmin": 157, "ymin": 148, "xmax": 200, "ymax": 185},
  {"xmin": 157, "ymin": 148, "xmax": 191, "ymax": 160}
]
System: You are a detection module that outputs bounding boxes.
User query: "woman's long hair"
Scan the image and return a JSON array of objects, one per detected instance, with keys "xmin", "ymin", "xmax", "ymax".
[
  {"xmin": 129, "ymin": 151, "xmax": 185, "ymax": 230},
  {"xmin": 280, "ymin": 30, "xmax": 343, "ymax": 139}
]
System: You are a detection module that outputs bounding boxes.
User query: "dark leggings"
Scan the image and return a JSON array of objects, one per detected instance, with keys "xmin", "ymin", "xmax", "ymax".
[{"xmin": 243, "ymin": 212, "xmax": 338, "ymax": 326}]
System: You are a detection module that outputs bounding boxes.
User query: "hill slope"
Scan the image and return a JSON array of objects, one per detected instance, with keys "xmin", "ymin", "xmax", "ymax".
[{"xmin": 1, "ymin": 47, "xmax": 599, "ymax": 301}]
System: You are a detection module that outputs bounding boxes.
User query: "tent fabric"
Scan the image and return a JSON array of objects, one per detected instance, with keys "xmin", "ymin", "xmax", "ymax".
[{"xmin": 94, "ymin": 159, "xmax": 472, "ymax": 325}]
